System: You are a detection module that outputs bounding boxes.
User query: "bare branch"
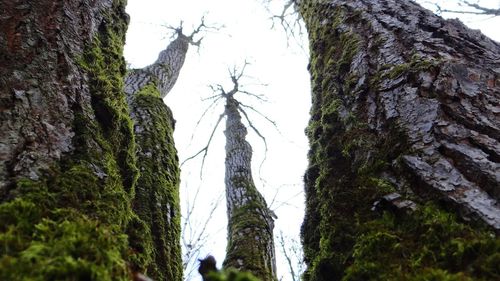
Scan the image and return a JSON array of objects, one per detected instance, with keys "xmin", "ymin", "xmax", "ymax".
[
  {"xmin": 239, "ymin": 90, "xmax": 269, "ymax": 102},
  {"xmin": 276, "ymin": 231, "xmax": 305, "ymax": 281},
  {"xmin": 238, "ymin": 106, "xmax": 270, "ymax": 180},
  {"xmin": 181, "ymin": 113, "xmax": 225, "ymax": 178},
  {"xmin": 432, "ymin": 0, "xmax": 500, "ymax": 16},
  {"xmin": 228, "ymin": 60, "xmax": 251, "ymax": 92},
  {"xmin": 269, "ymin": 190, "xmax": 304, "ymax": 211},
  {"xmin": 238, "ymin": 102, "xmax": 279, "ymax": 130},
  {"xmin": 264, "ymin": 0, "xmax": 305, "ymax": 47},
  {"xmin": 188, "ymin": 15, "xmax": 225, "ymax": 40},
  {"xmin": 181, "ymin": 182, "xmax": 224, "ymax": 281},
  {"xmin": 277, "ymin": 231, "xmax": 297, "ymax": 281},
  {"xmin": 238, "ymin": 107, "xmax": 269, "ymax": 153},
  {"xmin": 162, "ymin": 15, "xmax": 224, "ymax": 48},
  {"xmin": 187, "ymin": 95, "xmax": 224, "ymax": 147}
]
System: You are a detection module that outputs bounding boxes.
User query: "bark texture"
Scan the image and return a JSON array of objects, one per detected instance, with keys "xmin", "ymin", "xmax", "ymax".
[
  {"xmin": 223, "ymin": 95, "xmax": 277, "ymax": 281},
  {"xmin": 299, "ymin": 0, "xmax": 500, "ymax": 280},
  {"xmin": 125, "ymin": 34, "xmax": 189, "ymax": 99},
  {"xmin": 125, "ymin": 35, "xmax": 188, "ymax": 281},
  {"xmin": 0, "ymin": 0, "xmax": 147, "ymax": 279}
]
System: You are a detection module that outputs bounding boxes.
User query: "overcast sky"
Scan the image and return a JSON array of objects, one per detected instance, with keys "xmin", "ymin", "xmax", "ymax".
[{"xmin": 124, "ymin": 1, "xmax": 500, "ymax": 280}]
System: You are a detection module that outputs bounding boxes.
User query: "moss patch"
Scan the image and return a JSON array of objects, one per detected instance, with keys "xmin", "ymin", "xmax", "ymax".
[
  {"xmin": 206, "ymin": 269, "xmax": 261, "ymax": 281},
  {"xmin": 344, "ymin": 204, "xmax": 499, "ymax": 281},
  {"xmin": 0, "ymin": 0, "xmax": 147, "ymax": 279},
  {"xmin": 223, "ymin": 176, "xmax": 276, "ymax": 281},
  {"xmin": 299, "ymin": 2, "xmax": 498, "ymax": 281},
  {"xmin": 128, "ymin": 84, "xmax": 182, "ymax": 281}
]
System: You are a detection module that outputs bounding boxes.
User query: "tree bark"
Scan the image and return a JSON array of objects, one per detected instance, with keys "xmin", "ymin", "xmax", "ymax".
[
  {"xmin": 0, "ymin": 0, "xmax": 147, "ymax": 279},
  {"xmin": 124, "ymin": 34, "xmax": 190, "ymax": 281},
  {"xmin": 223, "ymin": 95, "xmax": 277, "ymax": 281},
  {"xmin": 299, "ymin": 0, "xmax": 500, "ymax": 280},
  {"xmin": 125, "ymin": 34, "xmax": 189, "ymax": 99}
]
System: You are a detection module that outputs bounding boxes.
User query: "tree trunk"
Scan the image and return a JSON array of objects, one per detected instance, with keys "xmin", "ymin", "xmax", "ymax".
[
  {"xmin": 299, "ymin": 0, "xmax": 500, "ymax": 280},
  {"xmin": 223, "ymin": 95, "xmax": 277, "ymax": 281},
  {"xmin": 125, "ymin": 34, "xmax": 189, "ymax": 99},
  {"xmin": 124, "ymin": 35, "xmax": 190, "ymax": 281},
  {"xmin": 0, "ymin": 0, "xmax": 148, "ymax": 279}
]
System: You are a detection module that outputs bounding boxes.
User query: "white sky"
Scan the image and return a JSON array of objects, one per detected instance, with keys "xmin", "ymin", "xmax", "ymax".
[{"xmin": 124, "ymin": 1, "xmax": 499, "ymax": 280}]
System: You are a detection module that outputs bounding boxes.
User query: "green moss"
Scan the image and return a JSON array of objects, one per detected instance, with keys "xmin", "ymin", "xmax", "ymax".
[
  {"xmin": 298, "ymin": 2, "xmax": 498, "ymax": 281},
  {"xmin": 129, "ymin": 89, "xmax": 182, "ymax": 281},
  {"xmin": 0, "ymin": 207, "xmax": 130, "ymax": 281},
  {"xmin": 343, "ymin": 204, "xmax": 499, "ymax": 281},
  {"xmin": 135, "ymin": 82, "xmax": 161, "ymax": 98},
  {"xmin": 223, "ymin": 176, "xmax": 275, "ymax": 281},
  {"xmin": 0, "ymin": 0, "xmax": 148, "ymax": 279},
  {"xmin": 379, "ymin": 54, "xmax": 441, "ymax": 81},
  {"xmin": 206, "ymin": 269, "xmax": 261, "ymax": 281}
]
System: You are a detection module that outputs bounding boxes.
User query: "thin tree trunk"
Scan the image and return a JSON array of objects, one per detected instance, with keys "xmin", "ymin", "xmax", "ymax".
[
  {"xmin": 299, "ymin": 0, "xmax": 500, "ymax": 280},
  {"xmin": 0, "ymin": 0, "xmax": 146, "ymax": 279},
  {"xmin": 124, "ymin": 34, "xmax": 191, "ymax": 281},
  {"xmin": 223, "ymin": 95, "xmax": 277, "ymax": 281}
]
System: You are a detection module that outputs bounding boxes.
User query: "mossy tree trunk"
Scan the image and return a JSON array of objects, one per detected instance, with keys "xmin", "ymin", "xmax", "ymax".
[
  {"xmin": 124, "ymin": 34, "xmax": 191, "ymax": 281},
  {"xmin": 298, "ymin": 0, "xmax": 500, "ymax": 280},
  {"xmin": 223, "ymin": 95, "xmax": 277, "ymax": 281},
  {"xmin": 0, "ymin": 0, "xmax": 149, "ymax": 279}
]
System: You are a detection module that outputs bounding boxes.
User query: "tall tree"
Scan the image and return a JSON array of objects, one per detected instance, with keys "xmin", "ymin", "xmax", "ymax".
[
  {"xmin": 0, "ymin": 1, "xmax": 195, "ymax": 280},
  {"xmin": 124, "ymin": 24, "xmax": 205, "ymax": 281},
  {"xmin": 0, "ymin": 0, "xmax": 150, "ymax": 279},
  {"xmin": 222, "ymin": 74, "xmax": 277, "ymax": 281},
  {"xmin": 296, "ymin": 0, "xmax": 500, "ymax": 280},
  {"xmin": 187, "ymin": 66, "xmax": 278, "ymax": 281}
]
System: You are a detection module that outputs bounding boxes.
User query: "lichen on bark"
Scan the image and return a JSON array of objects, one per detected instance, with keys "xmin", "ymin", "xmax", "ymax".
[{"xmin": 299, "ymin": 0, "xmax": 500, "ymax": 280}]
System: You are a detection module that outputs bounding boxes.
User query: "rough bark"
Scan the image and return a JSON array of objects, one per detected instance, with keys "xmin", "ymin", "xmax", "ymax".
[
  {"xmin": 125, "ymin": 34, "xmax": 189, "ymax": 99},
  {"xmin": 299, "ymin": 0, "xmax": 500, "ymax": 280},
  {"xmin": 223, "ymin": 95, "xmax": 277, "ymax": 281},
  {"xmin": 124, "ymin": 35, "xmax": 190, "ymax": 281},
  {"xmin": 0, "ymin": 0, "xmax": 146, "ymax": 279}
]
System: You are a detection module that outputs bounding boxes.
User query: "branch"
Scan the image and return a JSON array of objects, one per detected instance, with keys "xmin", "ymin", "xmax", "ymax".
[
  {"xmin": 228, "ymin": 60, "xmax": 251, "ymax": 92},
  {"xmin": 163, "ymin": 15, "xmax": 224, "ymax": 48},
  {"xmin": 434, "ymin": 0, "xmax": 500, "ymax": 16},
  {"xmin": 264, "ymin": 0, "xmax": 305, "ymax": 47},
  {"xmin": 181, "ymin": 184, "xmax": 224, "ymax": 281},
  {"xmin": 187, "ymin": 95, "xmax": 224, "ymax": 148},
  {"xmin": 238, "ymin": 102, "xmax": 279, "ymax": 130},
  {"xmin": 239, "ymin": 90, "xmax": 269, "ymax": 102},
  {"xmin": 277, "ymin": 231, "xmax": 297, "ymax": 281},
  {"xmin": 181, "ymin": 113, "xmax": 225, "ymax": 178},
  {"xmin": 238, "ymin": 106, "xmax": 269, "ymax": 180}
]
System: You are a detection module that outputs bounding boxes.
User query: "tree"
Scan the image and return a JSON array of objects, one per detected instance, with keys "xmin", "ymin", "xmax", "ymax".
[
  {"xmin": 124, "ymin": 23, "xmax": 206, "ymax": 281},
  {"xmin": 0, "ymin": 1, "xmax": 197, "ymax": 280},
  {"xmin": 296, "ymin": 0, "xmax": 500, "ymax": 280},
  {"xmin": 0, "ymin": 0, "xmax": 149, "ymax": 279},
  {"xmin": 186, "ymin": 64, "xmax": 278, "ymax": 281},
  {"xmin": 222, "ymin": 69, "xmax": 277, "ymax": 281}
]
